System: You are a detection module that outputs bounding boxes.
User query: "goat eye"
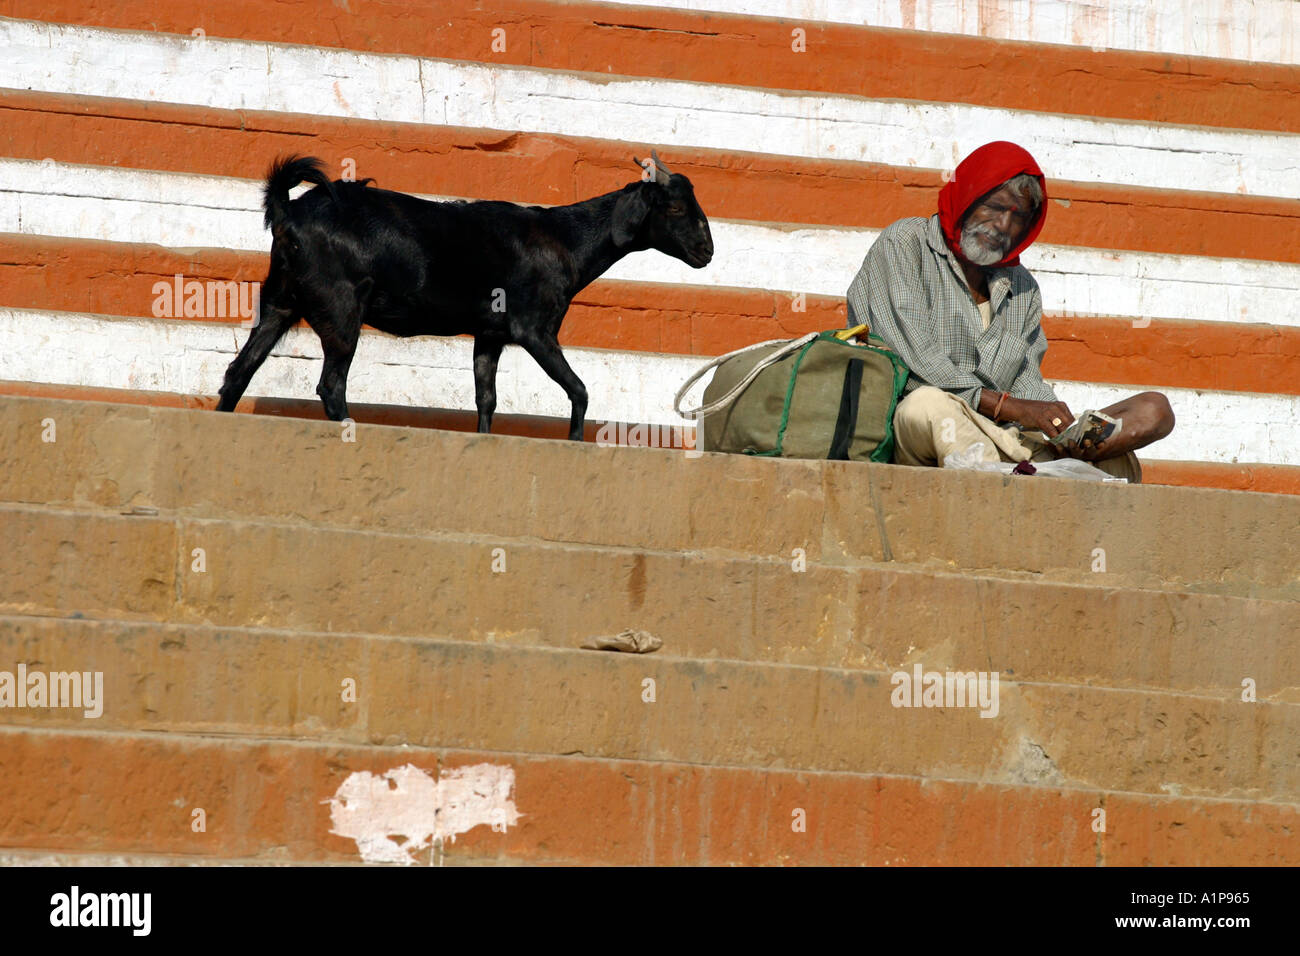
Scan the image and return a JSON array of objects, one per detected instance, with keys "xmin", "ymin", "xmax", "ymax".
[{"xmin": 668, "ymin": 203, "xmax": 686, "ymax": 216}]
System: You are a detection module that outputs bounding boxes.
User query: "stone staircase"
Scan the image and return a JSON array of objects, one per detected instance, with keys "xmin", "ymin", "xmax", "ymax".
[{"xmin": 0, "ymin": 394, "xmax": 1296, "ymax": 865}]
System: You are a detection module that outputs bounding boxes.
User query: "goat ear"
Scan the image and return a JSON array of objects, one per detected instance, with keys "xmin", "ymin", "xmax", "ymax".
[{"xmin": 612, "ymin": 186, "xmax": 652, "ymax": 247}]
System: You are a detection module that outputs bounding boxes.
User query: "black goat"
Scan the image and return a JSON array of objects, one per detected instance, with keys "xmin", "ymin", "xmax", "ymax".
[{"xmin": 216, "ymin": 151, "xmax": 714, "ymax": 439}]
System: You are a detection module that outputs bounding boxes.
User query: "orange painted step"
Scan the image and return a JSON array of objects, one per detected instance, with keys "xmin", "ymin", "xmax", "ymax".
[
  {"xmin": 4, "ymin": 0, "xmax": 1297, "ymax": 133},
  {"xmin": 0, "ymin": 729, "xmax": 1294, "ymax": 865},
  {"xmin": 3, "ymin": 90, "xmax": 1298, "ymax": 264},
  {"xmin": 6, "ymin": 234, "xmax": 1300, "ymax": 397}
]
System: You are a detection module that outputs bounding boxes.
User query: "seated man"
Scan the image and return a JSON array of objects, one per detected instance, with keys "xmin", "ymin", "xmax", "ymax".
[{"xmin": 845, "ymin": 141, "xmax": 1173, "ymax": 481}]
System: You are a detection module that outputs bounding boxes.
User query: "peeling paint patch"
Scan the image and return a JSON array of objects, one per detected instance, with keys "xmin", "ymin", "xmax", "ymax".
[
  {"xmin": 1006, "ymin": 737, "xmax": 1066, "ymax": 787},
  {"xmin": 326, "ymin": 763, "xmax": 521, "ymax": 864}
]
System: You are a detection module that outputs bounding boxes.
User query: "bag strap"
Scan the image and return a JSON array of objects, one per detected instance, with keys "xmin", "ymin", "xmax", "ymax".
[
  {"xmin": 673, "ymin": 332, "xmax": 819, "ymax": 419},
  {"xmin": 827, "ymin": 358, "xmax": 866, "ymax": 460}
]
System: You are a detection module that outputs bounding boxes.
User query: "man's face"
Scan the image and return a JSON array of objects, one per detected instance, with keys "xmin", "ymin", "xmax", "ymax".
[{"xmin": 958, "ymin": 183, "xmax": 1037, "ymax": 266}]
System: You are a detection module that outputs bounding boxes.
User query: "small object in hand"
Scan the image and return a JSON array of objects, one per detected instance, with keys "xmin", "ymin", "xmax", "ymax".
[
  {"xmin": 1051, "ymin": 417, "xmax": 1062, "ymax": 427},
  {"xmin": 580, "ymin": 629, "xmax": 663, "ymax": 654},
  {"xmin": 1012, "ymin": 460, "xmax": 1037, "ymax": 475},
  {"xmin": 1077, "ymin": 413, "xmax": 1117, "ymax": 450},
  {"xmin": 1049, "ymin": 410, "xmax": 1120, "ymax": 449}
]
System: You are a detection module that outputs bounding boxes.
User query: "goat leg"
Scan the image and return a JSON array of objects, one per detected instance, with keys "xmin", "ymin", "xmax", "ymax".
[
  {"xmin": 307, "ymin": 277, "xmax": 369, "ymax": 422},
  {"xmin": 473, "ymin": 336, "xmax": 506, "ymax": 434},
  {"xmin": 216, "ymin": 287, "xmax": 295, "ymax": 412},
  {"xmin": 518, "ymin": 333, "xmax": 588, "ymax": 441}
]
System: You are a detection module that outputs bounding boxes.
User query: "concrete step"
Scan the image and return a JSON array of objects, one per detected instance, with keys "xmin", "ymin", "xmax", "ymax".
[
  {"xmin": 0, "ymin": 726, "xmax": 1294, "ymax": 866},
  {"xmin": 2, "ymin": 508, "xmax": 1297, "ymax": 698},
  {"xmin": 7, "ymin": 379, "xmax": 1300, "ymax": 496},
  {"xmin": 3, "ymin": 395, "xmax": 1299, "ymax": 599},
  {"xmin": 1, "ymin": 615, "xmax": 1295, "ymax": 805},
  {"xmin": 4, "ymin": 392, "xmax": 1296, "ymax": 865}
]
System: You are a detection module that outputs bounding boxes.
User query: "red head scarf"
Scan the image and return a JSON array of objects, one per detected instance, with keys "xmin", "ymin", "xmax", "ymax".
[{"xmin": 937, "ymin": 141, "xmax": 1047, "ymax": 268}]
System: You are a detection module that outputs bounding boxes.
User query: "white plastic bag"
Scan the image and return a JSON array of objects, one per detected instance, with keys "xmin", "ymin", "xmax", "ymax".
[
  {"xmin": 1032, "ymin": 457, "xmax": 1122, "ymax": 482},
  {"xmin": 941, "ymin": 442, "xmax": 1016, "ymax": 474},
  {"xmin": 942, "ymin": 442, "xmax": 1125, "ymax": 482}
]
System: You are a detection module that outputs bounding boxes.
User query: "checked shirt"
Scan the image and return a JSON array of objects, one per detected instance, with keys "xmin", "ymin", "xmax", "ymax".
[{"xmin": 845, "ymin": 213, "xmax": 1058, "ymax": 410}]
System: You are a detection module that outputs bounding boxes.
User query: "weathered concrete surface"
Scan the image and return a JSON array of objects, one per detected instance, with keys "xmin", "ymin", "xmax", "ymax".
[
  {"xmin": 2, "ymin": 395, "xmax": 1298, "ymax": 597},
  {"xmin": 1, "ymin": 615, "xmax": 1295, "ymax": 804},
  {"xmin": 2, "ymin": 394, "xmax": 1297, "ymax": 864},
  {"xmin": 2, "ymin": 509, "xmax": 1297, "ymax": 697},
  {"xmin": 0, "ymin": 728, "xmax": 1295, "ymax": 866}
]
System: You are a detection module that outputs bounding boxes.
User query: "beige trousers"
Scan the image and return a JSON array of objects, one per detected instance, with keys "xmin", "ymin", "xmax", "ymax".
[{"xmin": 892, "ymin": 386, "xmax": 1142, "ymax": 483}]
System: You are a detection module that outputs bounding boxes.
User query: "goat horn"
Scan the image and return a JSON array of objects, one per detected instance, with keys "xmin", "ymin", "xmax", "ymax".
[{"xmin": 650, "ymin": 149, "xmax": 673, "ymax": 183}]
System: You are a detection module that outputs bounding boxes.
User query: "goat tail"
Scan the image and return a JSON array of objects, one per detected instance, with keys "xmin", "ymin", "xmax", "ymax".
[{"xmin": 263, "ymin": 154, "xmax": 338, "ymax": 231}]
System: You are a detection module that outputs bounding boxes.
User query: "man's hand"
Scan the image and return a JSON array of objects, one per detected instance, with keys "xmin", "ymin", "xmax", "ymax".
[
  {"xmin": 1001, "ymin": 396, "xmax": 1075, "ymax": 439},
  {"xmin": 1068, "ymin": 439, "xmax": 1109, "ymax": 462}
]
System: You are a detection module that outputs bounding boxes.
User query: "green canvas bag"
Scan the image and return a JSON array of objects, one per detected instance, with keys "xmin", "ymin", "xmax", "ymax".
[{"xmin": 674, "ymin": 326, "xmax": 910, "ymax": 463}]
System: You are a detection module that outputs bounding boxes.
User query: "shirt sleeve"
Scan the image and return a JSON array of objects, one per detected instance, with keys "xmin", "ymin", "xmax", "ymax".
[
  {"xmin": 1005, "ymin": 285, "xmax": 1059, "ymax": 403},
  {"xmin": 846, "ymin": 228, "xmax": 984, "ymax": 409}
]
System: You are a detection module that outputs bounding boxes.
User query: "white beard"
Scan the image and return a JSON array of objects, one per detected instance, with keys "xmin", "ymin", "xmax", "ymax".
[{"xmin": 960, "ymin": 222, "xmax": 1010, "ymax": 266}]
